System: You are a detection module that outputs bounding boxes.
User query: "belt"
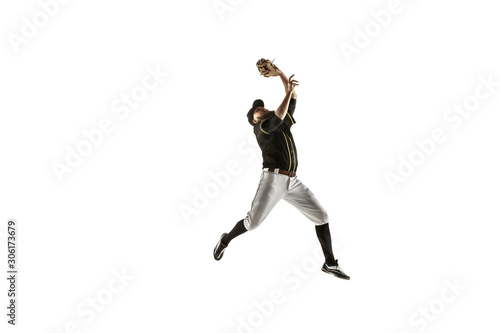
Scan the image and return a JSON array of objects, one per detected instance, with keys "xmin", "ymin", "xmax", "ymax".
[{"xmin": 265, "ymin": 168, "xmax": 296, "ymax": 177}]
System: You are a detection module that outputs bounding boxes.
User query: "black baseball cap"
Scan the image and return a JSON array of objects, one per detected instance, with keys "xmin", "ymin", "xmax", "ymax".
[{"xmin": 247, "ymin": 99, "xmax": 264, "ymax": 125}]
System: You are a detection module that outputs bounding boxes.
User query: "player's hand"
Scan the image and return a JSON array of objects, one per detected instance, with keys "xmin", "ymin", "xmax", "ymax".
[{"xmin": 286, "ymin": 74, "xmax": 299, "ymax": 93}]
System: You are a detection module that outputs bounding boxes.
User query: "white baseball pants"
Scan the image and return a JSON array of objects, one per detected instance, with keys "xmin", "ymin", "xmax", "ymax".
[{"xmin": 243, "ymin": 169, "xmax": 329, "ymax": 231}]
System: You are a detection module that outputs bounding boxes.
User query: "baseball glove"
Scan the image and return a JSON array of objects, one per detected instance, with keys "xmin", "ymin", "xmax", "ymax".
[{"xmin": 256, "ymin": 58, "xmax": 281, "ymax": 77}]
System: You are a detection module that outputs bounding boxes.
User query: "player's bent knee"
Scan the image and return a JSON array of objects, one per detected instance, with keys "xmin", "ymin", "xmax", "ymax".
[
  {"xmin": 322, "ymin": 211, "xmax": 329, "ymax": 223},
  {"xmin": 244, "ymin": 217, "xmax": 260, "ymax": 231},
  {"xmin": 313, "ymin": 211, "xmax": 329, "ymax": 225},
  {"xmin": 248, "ymin": 219, "xmax": 264, "ymax": 231},
  {"xmin": 244, "ymin": 213, "xmax": 268, "ymax": 231},
  {"xmin": 245, "ymin": 222, "xmax": 259, "ymax": 231}
]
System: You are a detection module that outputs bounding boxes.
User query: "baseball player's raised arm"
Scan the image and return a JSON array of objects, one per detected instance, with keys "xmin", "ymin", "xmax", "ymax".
[
  {"xmin": 286, "ymin": 97, "xmax": 296, "ymax": 117},
  {"xmin": 279, "ymin": 71, "xmax": 297, "ymax": 99},
  {"xmin": 275, "ymin": 91, "xmax": 294, "ymax": 120},
  {"xmin": 275, "ymin": 76, "xmax": 299, "ymax": 120}
]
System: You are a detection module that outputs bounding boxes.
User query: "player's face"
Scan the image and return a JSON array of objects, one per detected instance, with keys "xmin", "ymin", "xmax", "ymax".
[{"xmin": 253, "ymin": 106, "xmax": 270, "ymax": 123}]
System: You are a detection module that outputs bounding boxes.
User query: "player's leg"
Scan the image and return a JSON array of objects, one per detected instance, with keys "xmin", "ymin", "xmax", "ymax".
[
  {"xmin": 282, "ymin": 179, "xmax": 335, "ymax": 263},
  {"xmin": 315, "ymin": 223, "xmax": 335, "ymax": 266},
  {"xmin": 242, "ymin": 171, "xmax": 288, "ymax": 231},
  {"xmin": 283, "ymin": 177, "xmax": 350, "ymax": 279},
  {"xmin": 213, "ymin": 219, "xmax": 247, "ymax": 261},
  {"xmin": 213, "ymin": 171, "xmax": 287, "ymax": 260},
  {"xmin": 221, "ymin": 219, "xmax": 247, "ymax": 246}
]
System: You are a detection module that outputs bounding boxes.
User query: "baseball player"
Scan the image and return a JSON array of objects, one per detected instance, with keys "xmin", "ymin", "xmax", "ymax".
[{"xmin": 213, "ymin": 59, "xmax": 349, "ymax": 280}]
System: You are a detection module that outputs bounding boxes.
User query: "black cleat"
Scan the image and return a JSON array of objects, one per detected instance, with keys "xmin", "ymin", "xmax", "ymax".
[
  {"xmin": 213, "ymin": 233, "xmax": 228, "ymax": 261},
  {"xmin": 321, "ymin": 260, "xmax": 350, "ymax": 280}
]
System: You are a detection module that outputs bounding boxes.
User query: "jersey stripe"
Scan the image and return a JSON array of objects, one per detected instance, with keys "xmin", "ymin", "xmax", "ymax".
[
  {"xmin": 286, "ymin": 133, "xmax": 296, "ymax": 172},
  {"xmin": 282, "ymin": 132, "xmax": 292, "ymax": 171}
]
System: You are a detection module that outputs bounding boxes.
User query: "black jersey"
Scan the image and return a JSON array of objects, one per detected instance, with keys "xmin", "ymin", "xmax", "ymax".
[{"xmin": 253, "ymin": 98, "xmax": 298, "ymax": 172}]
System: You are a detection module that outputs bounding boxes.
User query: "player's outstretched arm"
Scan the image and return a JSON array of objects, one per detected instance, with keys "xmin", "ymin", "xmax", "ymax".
[
  {"xmin": 279, "ymin": 71, "xmax": 297, "ymax": 99},
  {"xmin": 275, "ymin": 75, "xmax": 299, "ymax": 120}
]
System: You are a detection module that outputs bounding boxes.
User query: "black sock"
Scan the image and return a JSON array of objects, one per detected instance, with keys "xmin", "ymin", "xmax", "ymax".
[
  {"xmin": 222, "ymin": 219, "xmax": 247, "ymax": 246},
  {"xmin": 315, "ymin": 223, "xmax": 336, "ymax": 266}
]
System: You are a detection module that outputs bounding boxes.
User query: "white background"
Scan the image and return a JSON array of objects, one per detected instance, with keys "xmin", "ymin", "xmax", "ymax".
[{"xmin": 1, "ymin": 0, "xmax": 499, "ymax": 332}]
